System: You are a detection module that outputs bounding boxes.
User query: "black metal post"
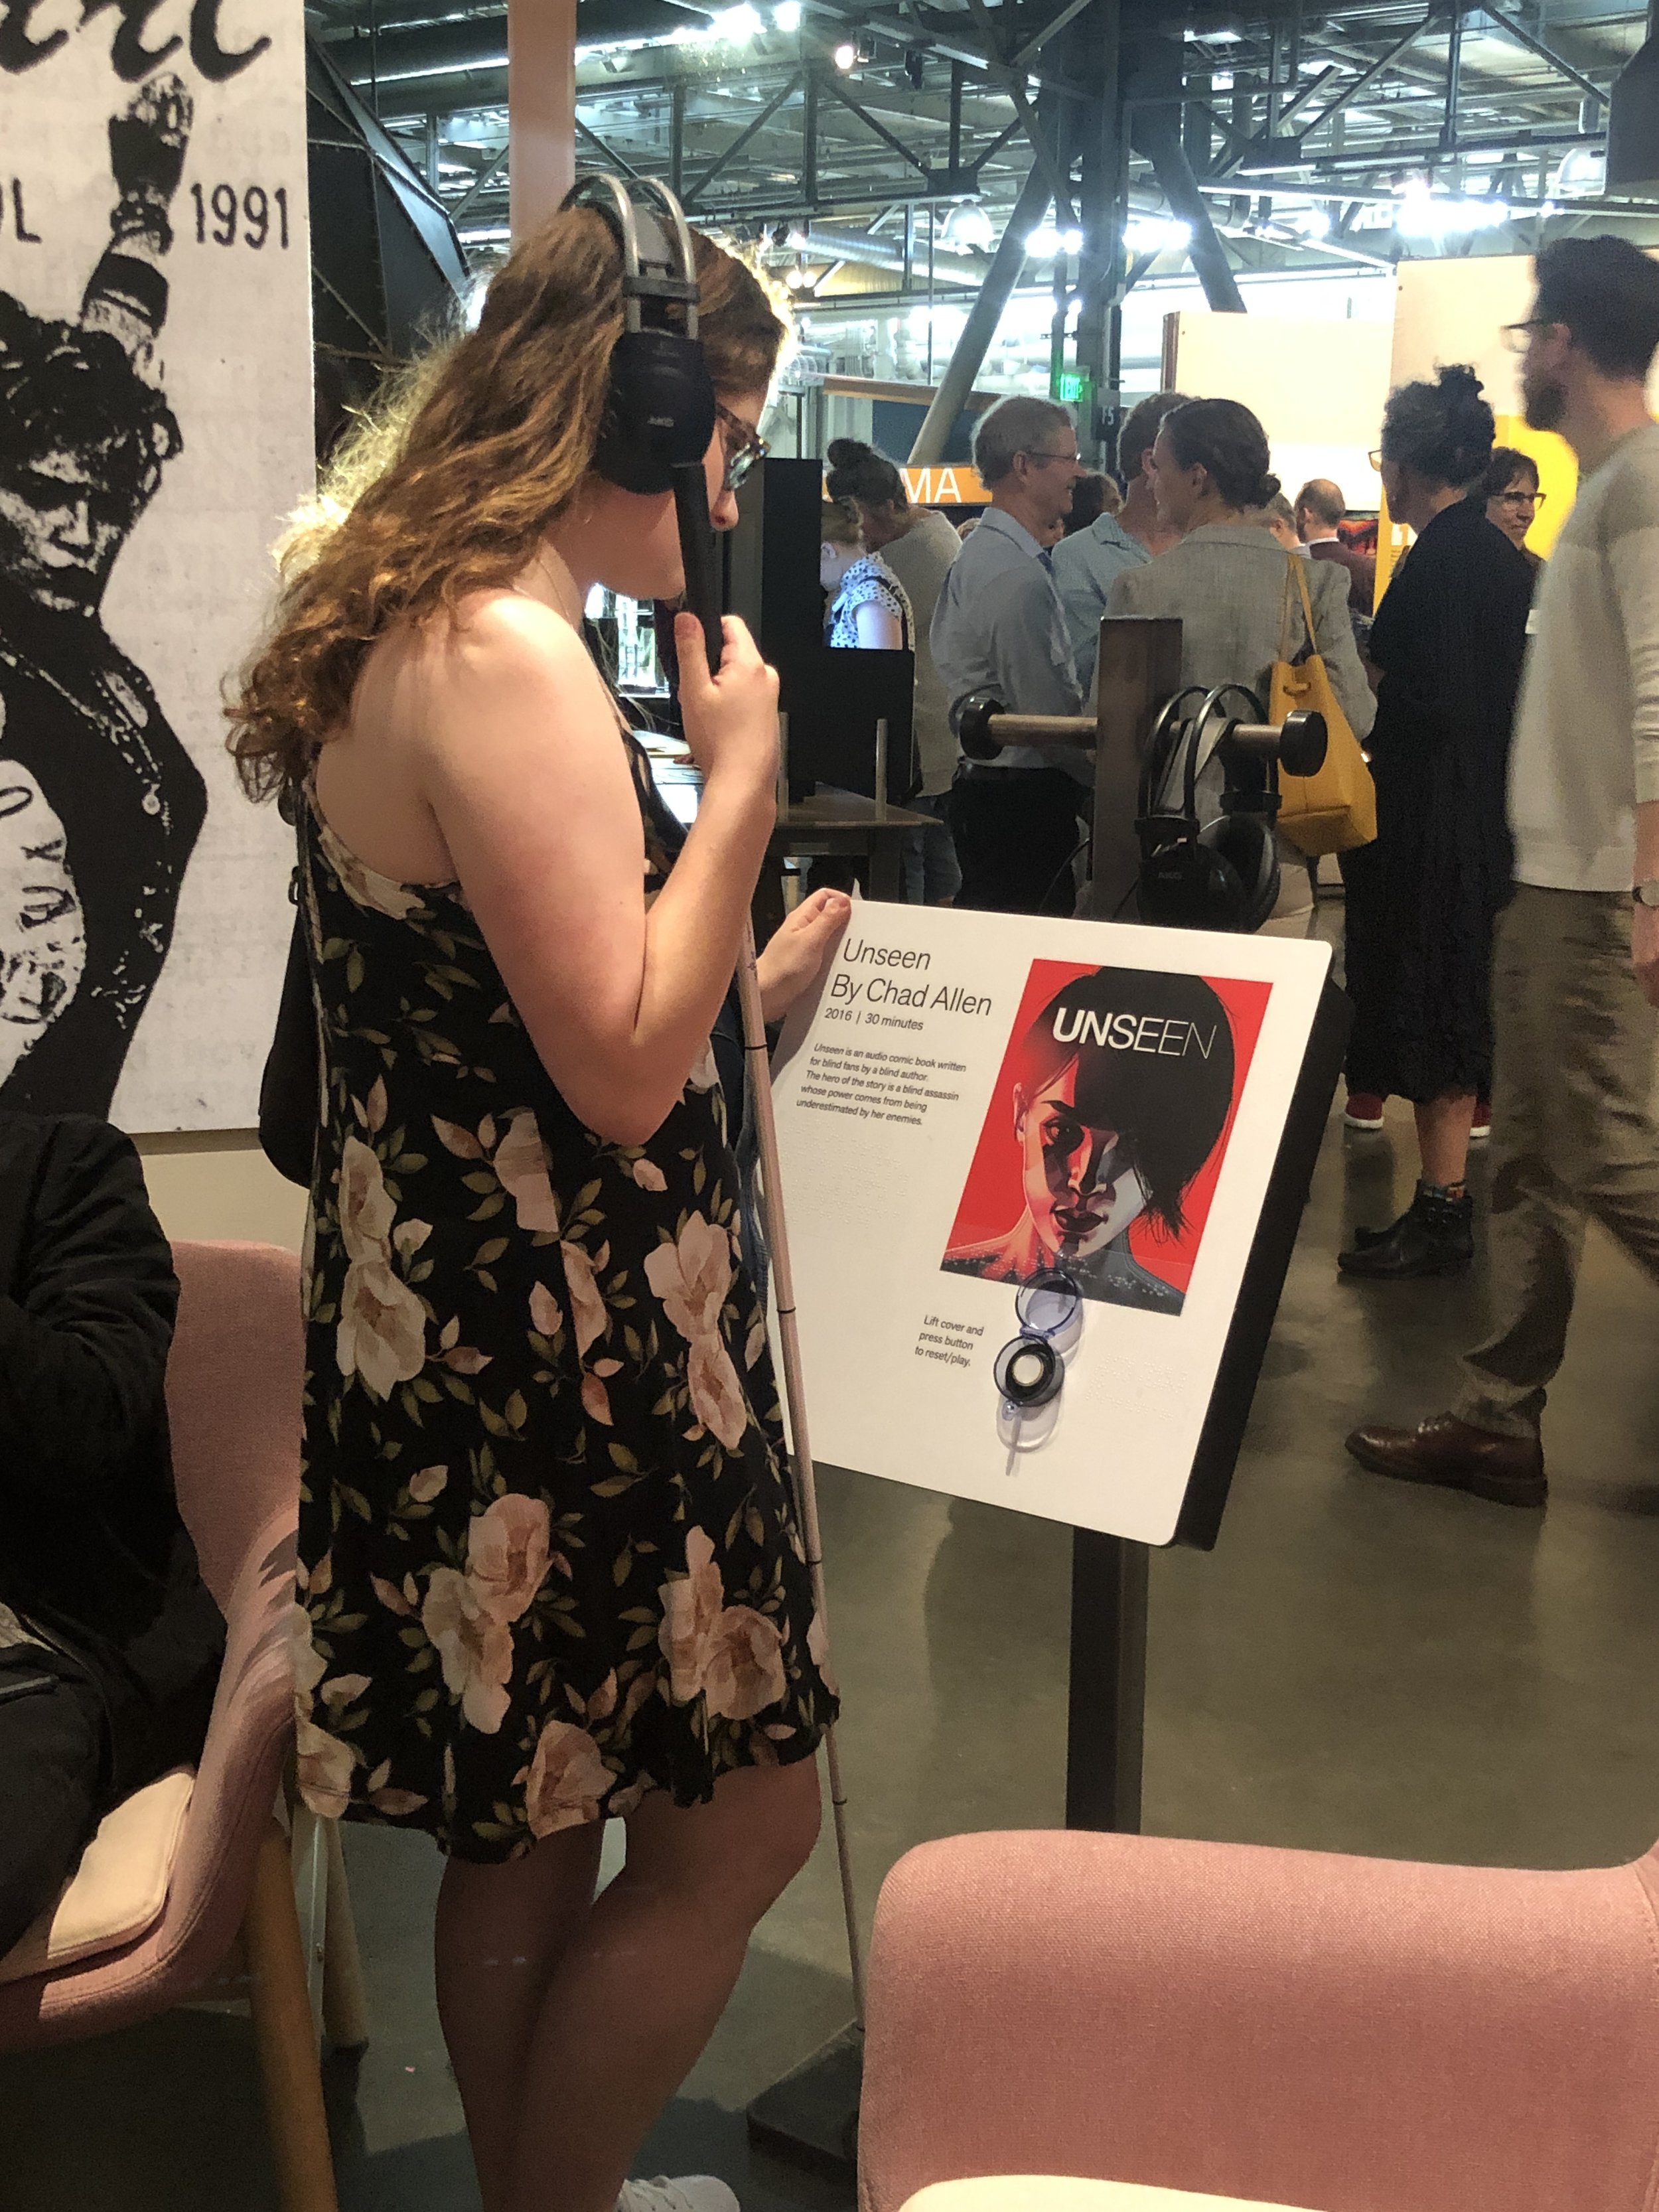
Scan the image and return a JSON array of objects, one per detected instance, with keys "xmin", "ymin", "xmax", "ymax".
[{"xmin": 1066, "ymin": 1530, "xmax": 1149, "ymax": 1832}]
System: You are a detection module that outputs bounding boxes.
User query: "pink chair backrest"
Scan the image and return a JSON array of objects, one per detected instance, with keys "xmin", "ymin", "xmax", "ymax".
[{"xmin": 165, "ymin": 1241, "xmax": 305, "ymax": 1610}]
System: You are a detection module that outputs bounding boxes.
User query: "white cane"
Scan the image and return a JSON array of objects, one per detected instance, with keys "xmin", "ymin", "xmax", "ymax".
[
  {"xmin": 671, "ymin": 448, "xmax": 864, "ymax": 2024},
  {"xmin": 737, "ymin": 921, "xmax": 866, "ymax": 2028}
]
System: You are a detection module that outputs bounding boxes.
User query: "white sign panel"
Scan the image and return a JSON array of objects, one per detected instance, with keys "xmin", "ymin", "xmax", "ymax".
[
  {"xmin": 0, "ymin": 0, "xmax": 311, "ymax": 1130},
  {"xmin": 772, "ymin": 904, "xmax": 1337, "ymax": 1548}
]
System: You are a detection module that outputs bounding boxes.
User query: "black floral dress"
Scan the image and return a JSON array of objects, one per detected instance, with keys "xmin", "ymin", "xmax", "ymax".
[{"xmin": 293, "ymin": 743, "xmax": 837, "ymax": 1862}]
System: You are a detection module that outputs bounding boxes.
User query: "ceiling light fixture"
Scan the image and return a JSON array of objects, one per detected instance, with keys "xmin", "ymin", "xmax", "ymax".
[
  {"xmin": 833, "ymin": 38, "xmax": 857, "ymax": 68},
  {"xmin": 773, "ymin": 0, "xmax": 802, "ymax": 27},
  {"xmin": 1123, "ymin": 214, "xmax": 1191, "ymax": 254}
]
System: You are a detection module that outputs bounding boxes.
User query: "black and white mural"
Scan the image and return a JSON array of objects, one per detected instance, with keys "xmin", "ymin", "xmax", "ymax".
[{"xmin": 0, "ymin": 0, "xmax": 311, "ymax": 1126}]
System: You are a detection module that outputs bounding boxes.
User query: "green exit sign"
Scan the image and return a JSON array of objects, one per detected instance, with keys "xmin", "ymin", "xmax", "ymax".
[{"xmin": 1054, "ymin": 368, "xmax": 1094, "ymax": 408}]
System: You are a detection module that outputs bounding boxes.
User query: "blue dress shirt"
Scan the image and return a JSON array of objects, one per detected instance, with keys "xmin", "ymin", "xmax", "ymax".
[
  {"xmin": 929, "ymin": 506, "xmax": 1089, "ymax": 780},
  {"xmin": 1050, "ymin": 513, "xmax": 1153, "ymax": 700}
]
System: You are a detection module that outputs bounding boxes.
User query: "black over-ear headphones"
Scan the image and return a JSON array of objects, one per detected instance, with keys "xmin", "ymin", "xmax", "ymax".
[
  {"xmin": 1135, "ymin": 684, "xmax": 1283, "ymax": 934},
  {"xmin": 561, "ymin": 172, "xmax": 717, "ymax": 496}
]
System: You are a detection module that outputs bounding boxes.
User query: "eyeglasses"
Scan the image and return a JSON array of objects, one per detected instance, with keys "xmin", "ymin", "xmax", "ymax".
[
  {"xmin": 716, "ymin": 402, "xmax": 768, "ymax": 492},
  {"xmin": 1022, "ymin": 448, "xmax": 1081, "ymax": 469},
  {"xmin": 1494, "ymin": 487, "xmax": 1546, "ymax": 509},
  {"xmin": 1368, "ymin": 448, "xmax": 1384, "ymax": 473},
  {"xmin": 1501, "ymin": 319, "xmax": 1557, "ymax": 354}
]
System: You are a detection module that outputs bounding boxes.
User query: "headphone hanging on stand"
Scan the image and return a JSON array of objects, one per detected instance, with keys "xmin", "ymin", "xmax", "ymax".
[{"xmin": 1135, "ymin": 682, "xmax": 1282, "ymax": 933}]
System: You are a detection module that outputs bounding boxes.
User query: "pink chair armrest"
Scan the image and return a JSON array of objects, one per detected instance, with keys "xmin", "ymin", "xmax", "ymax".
[
  {"xmin": 0, "ymin": 1506, "xmax": 297, "ymax": 2047},
  {"xmin": 858, "ymin": 1831, "xmax": 1659, "ymax": 2212}
]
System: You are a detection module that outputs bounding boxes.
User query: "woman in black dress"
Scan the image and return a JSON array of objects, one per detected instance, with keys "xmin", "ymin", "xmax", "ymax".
[
  {"xmin": 1339, "ymin": 367, "xmax": 1534, "ymax": 1278},
  {"xmin": 230, "ymin": 211, "xmax": 846, "ymax": 2212}
]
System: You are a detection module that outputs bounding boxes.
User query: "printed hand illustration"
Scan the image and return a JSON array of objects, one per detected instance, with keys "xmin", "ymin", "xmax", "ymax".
[
  {"xmin": 108, "ymin": 74, "xmax": 194, "ymax": 251},
  {"xmin": 84, "ymin": 74, "xmax": 194, "ymax": 360}
]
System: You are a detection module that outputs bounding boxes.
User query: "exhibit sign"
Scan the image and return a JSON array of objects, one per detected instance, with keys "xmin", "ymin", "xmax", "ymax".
[
  {"xmin": 0, "ymin": 0, "xmax": 312, "ymax": 1129},
  {"xmin": 772, "ymin": 904, "xmax": 1341, "ymax": 1548}
]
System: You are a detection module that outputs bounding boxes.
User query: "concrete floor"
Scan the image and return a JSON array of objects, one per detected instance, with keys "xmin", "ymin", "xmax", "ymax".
[{"xmin": 6, "ymin": 932, "xmax": 1659, "ymax": 2208}]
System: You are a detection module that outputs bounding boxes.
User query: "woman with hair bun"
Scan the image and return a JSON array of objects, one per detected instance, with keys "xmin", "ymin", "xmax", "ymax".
[
  {"xmin": 825, "ymin": 436, "xmax": 964, "ymax": 901},
  {"xmin": 1106, "ymin": 397, "xmax": 1375, "ymax": 935},
  {"xmin": 1338, "ymin": 365, "xmax": 1534, "ymax": 1280}
]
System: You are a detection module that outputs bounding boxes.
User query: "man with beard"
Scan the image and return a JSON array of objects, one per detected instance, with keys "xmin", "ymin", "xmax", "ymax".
[
  {"xmin": 1346, "ymin": 236, "xmax": 1659, "ymax": 1509},
  {"xmin": 0, "ymin": 75, "xmax": 205, "ymax": 1117}
]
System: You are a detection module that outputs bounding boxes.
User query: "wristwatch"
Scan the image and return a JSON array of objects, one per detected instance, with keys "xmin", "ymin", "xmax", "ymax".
[{"xmin": 1635, "ymin": 880, "xmax": 1659, "ymax": 907}]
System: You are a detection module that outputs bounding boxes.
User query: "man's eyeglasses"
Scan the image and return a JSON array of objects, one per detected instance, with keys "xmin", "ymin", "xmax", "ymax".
[
  {"xmin": 717, "ymin": 403, "xmax": 768, "ymax": 492},
  {"xmin": 1501, "ymin": 319, "xmax": 1557, "ymax": 354},
  {"xmin": 1494, "ymin": 487, "xmax": 1546, "ymax": 510},
  {"xmin": 1022, "ymin": 448, "xmax": 1081, "ymax": 469}
]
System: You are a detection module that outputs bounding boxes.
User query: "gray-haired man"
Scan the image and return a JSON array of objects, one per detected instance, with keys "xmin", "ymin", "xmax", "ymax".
[{"xmin": 931, "ymin": 396, "xmax": 1088, "ymax": 913}]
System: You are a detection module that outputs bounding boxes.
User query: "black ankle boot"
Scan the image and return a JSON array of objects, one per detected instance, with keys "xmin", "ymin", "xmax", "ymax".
[{"xmin": 1339, "ymin": 1181, "xmax": 1474, "ymax": 1278}]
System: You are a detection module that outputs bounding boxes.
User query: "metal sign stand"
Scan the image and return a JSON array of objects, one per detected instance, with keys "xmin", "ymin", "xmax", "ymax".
[{"xmin": 745, "ymin": 617, "xmax": 1346, "ymax": 2176}]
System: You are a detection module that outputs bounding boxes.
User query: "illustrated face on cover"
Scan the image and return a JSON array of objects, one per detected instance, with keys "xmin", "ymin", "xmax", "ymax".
[
  {"xmin": 1013, "ymin": 1058, "xmax": 1151, "ymax": 1265},
  {"xmin": 944, "ymin": 962, "xmax": 1267, "ymax": 1317}
]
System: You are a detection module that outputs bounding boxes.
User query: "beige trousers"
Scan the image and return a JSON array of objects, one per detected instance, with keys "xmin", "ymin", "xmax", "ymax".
[{"xmin": 1455, "ymin": 885, "xmax": 1659, "ymax": 1439}]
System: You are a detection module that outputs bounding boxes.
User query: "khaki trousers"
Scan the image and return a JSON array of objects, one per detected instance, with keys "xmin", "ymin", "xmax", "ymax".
[{"xmin": 1455, "ymin": 885, "xmax": 1659, "ymax": 1439}]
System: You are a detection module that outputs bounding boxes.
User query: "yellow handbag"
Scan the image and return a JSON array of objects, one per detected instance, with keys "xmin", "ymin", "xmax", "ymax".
[{"xmin": 1269, "ymin": 555, "xmax": 1377, "ymax": 855}]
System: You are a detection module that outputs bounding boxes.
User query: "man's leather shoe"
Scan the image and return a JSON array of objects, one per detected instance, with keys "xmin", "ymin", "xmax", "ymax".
[{"xmin": 1344, "ymin": 1412, "xmax": 1546, "ymax": 1507}]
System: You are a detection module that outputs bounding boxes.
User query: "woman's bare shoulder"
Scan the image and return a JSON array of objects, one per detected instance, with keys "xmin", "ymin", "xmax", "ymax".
[{"xmin": 421, "ymin": 586, "xmax": 595, "ymax": 683}]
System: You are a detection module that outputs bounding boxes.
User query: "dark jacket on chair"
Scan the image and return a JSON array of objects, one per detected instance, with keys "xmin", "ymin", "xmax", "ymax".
[{"xmin": 0, "ymin": 1112, "xmax": 224, "ymax": 1801}]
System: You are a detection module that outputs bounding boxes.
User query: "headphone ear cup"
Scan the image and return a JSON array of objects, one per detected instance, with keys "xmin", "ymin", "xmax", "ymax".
[
  {"xmin": 1139, "ymin": 830, "xmax": 1237, "ymax": 930},
  {"xmin": 592, "ymin": 329, "xmax": 718, "ymax": 494},
  {"xmin": 1200, "ymin": 814, "xmax": 1279, "ymax": 932}
]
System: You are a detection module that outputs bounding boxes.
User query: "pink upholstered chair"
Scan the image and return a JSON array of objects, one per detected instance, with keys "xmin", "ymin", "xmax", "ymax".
[
  {"xmin": 859, "ymin": 1828, "xmax": 1659, "ymax": 2212},
  {"xmin": 0, "ymin": 1240, "xmax": 352, "ymax": 2212}
]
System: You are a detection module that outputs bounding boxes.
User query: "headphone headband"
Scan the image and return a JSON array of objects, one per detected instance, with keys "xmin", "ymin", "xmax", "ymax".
[
  {"xmin": 557, "ymin": 172, "xmax": 717, "ymax": 496},
  {"xmin": 563, "ymin": 172, "xmax": 701, "ymax": 336}
]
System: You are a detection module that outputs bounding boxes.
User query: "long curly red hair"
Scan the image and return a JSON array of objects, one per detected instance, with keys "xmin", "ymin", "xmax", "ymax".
[{"xmin": 228, "ymin": 209, "xmax": 786, "ymax": 799}]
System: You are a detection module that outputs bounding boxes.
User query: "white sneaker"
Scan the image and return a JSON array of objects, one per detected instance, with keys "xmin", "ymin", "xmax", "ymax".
[{"xmin": 617, "ymin": 2178, "xmax": 740, "ymax": 2212}]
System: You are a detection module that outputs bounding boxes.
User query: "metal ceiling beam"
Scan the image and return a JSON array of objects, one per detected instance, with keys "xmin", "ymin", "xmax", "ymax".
[
  {"xmin": 1010, "ymin": 0, "xmax": 1100, "ymax": 72},
  {"xmin": 576, "ymin": 113, "xmax": 646, "ymax": 175},
  {"xmin": 684, "ymin": 71, "xmax": 802, "ymax": 202},
  {"xmin": 962, "ymin": 0, "xmax": 1078, "ymax": 222},
  {"xmin": 908, "ymin": 153, "xmax": 1052, "ymax": 462},
  {"xmin": 1295, "ymin": 11, "xmax": 1440, "ymax": 139},
  {"xmin": 818, "ymin": 66, "xmax": 938, "ymax": 173},
  {"xmin": 1482, "ymin": 2, "xmax": 1609, "ymax": 101}
]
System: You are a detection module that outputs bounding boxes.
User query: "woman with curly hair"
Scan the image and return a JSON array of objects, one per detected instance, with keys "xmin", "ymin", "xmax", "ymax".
[{"xmin": 228, "ymin": 208, "xmax": 845, "ymax": 2212}]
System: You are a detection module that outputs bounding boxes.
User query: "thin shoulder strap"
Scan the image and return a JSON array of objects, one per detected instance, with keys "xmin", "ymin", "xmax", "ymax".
[{"xmin": 1289, "ymin": 551, "xmax": 1319, "ymax": 652}]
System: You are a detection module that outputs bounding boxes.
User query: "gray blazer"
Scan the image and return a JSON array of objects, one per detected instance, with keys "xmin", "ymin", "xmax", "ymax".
[{"xmin": 1108, "ymin": 526, "xmax": 1377, "ymax": 747}]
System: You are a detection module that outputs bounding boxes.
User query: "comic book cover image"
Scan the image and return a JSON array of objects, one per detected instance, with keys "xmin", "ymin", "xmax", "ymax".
[{"xmin": 942, "ymin": 962, "xmax": 1271, "ymax": 1315}]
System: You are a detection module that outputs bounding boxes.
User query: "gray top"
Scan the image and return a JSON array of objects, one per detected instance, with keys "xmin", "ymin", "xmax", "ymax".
[
  {"xmin": 877, "ymin": 506, "xmax": 962, "ymax": 796},
  {"xmin": 1508, "ymin": 421, "xmax": 1659, "ymax": 891},
  {"xmin": 930, "ymin": 505, "xmax": 1090, "ymax": 781},
  {"xmin": 1107, "ymin": 523, "xmax": 1376, "ymax": 824},
  {"xmin": 1050, "ymin": 512, "xmax": 1153, "ymax": 700}
]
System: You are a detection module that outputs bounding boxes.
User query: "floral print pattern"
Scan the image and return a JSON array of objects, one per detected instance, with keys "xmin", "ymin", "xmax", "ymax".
[{"xmin": 296, "ymin": 787, "xmax": 836, "ymax": 1862}]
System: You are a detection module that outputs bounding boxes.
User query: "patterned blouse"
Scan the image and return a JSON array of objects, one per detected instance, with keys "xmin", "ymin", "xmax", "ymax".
[{"xmin": 828, "ymin": 555, "xmax": 914, "ymax": 650}]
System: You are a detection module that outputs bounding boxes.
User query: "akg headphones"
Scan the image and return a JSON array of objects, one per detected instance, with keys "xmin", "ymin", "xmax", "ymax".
[
  {"xmin": 1135, "ymin": 683, "xmax": 1282, "ymax": 934},
  {"xmin": 560, "ymin": 173, "xmax": 717, "ymax": 496}
]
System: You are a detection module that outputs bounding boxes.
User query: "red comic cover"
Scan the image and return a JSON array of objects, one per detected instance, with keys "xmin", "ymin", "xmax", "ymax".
[{"xmin": 941, "ymin": 959, "xmax": 1272, "ymax": 1316}]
